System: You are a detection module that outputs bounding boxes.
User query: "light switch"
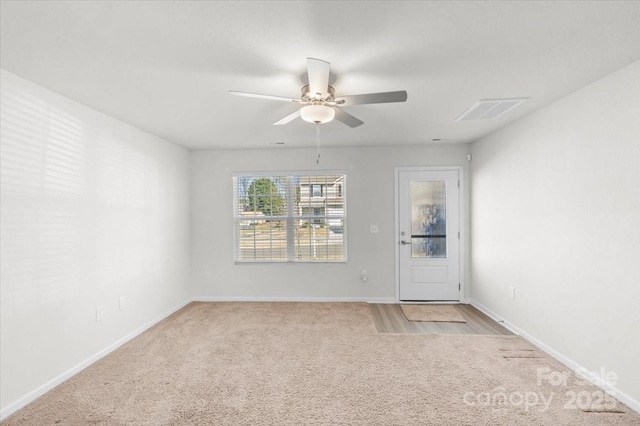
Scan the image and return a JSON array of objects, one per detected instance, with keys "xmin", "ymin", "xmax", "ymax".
[{"xmin": 370, "ymin": 225, "xmax": 379, "ymax": 234}]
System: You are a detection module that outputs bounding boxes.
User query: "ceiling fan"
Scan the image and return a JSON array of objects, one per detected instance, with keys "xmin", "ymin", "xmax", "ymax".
[{"xmin": 229, "ymin": 58, "xmax": 408, "ymax": 128}]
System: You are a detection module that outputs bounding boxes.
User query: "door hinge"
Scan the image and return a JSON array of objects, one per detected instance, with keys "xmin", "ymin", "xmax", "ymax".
[
  {"xmin": 458, "ymin": 231, "xmax": 460, "ymax": 239},
  {"xmin": 458, "ymin": 179, "xmax": 460, "ymax": 188},
  {"xmin": 459, "ymin": 283, "xmax": 461, "ymax": 291}
]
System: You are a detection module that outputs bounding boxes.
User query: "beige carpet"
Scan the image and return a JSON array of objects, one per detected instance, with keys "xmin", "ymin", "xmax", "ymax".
[
  {"xmin": 401, "ymin": 304, "xmax": 467, "ymax": 323},
  {"xmin": 3, "ymin": 302, "xmax": 639, "ymax": 425}
]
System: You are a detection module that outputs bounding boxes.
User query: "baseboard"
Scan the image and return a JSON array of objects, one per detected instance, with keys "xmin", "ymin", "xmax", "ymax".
[
  {"xmin": 0, "ymin": 298, "xmax": 192, "ymax": 421},
  {"xmin": 369, "ymin": 297, "xmax": 402, "ymax": 304},
  {"xmin": 469, "ymin": 299, "xmax": 640, "ymax": 414},
  {"xmin": 191, "ymin": 296, "xmax": 398, "ymax": 304}
]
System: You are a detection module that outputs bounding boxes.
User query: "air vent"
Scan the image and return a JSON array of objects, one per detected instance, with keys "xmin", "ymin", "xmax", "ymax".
[{"xmin": 455, "ymin": 98, "xmax": 527, "ymax": 121}]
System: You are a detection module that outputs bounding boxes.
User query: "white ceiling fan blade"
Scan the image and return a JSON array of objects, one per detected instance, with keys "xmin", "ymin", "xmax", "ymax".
[
  {"xmin": 335, "ymin": 91, "xmax": 408, "ymax": 106},
  {"xmin": 229, "ymin": 90, "xmax": 300, "ymax": 103},
  {"xmin": 307, "ymin": 58, "xmax": 330, "ymax": 99},
  {"xmin": 332, "ymin": 108, "xmax": 364, "ymax": 128},
  {"xmin": 273, "ymin": 110, "xmax": 301, "ymax": 125}
]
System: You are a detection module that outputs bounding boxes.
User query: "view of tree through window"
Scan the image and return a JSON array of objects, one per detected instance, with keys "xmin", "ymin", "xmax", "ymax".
[
  {"xmin": 233, "ymin": 173, "xmax": 346, "ymax": 262},
  {"xmin": 246, "ymin": 177, "xmax": 285, "ymax": 216}
]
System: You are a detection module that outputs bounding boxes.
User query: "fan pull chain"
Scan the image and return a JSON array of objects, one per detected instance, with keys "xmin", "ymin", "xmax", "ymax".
[{"xmin": 315, "ymin": 123, "xmax": 321, "ymax": 164}]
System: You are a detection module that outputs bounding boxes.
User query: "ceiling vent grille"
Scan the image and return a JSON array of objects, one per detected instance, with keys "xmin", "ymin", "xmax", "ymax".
[{"xmin": 455, "ymin": 98, "xmax": 528, "ymax": 121}]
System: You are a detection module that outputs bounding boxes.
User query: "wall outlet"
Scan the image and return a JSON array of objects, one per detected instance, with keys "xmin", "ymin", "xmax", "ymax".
[
  {"xmin": 369, "ymin": 225, "xmax": 379, "ymax": 234},
  {"xmin": 119, "ymin": 297, "xmax": 126, "ymax": 311},
  {"xmin": 509, "ymin": 286, "xmax": 516, "ymax": 299},
  {"xmin": 96, "ymin": 305, "xmax": 104, "ymax": 321},
  {"xmin": 361, "ymin": 269, "xmax": 368, "ymax": 282},
  {"xmin": 205, "ymin": 270, "xmax": 212, "ymax": 280}
]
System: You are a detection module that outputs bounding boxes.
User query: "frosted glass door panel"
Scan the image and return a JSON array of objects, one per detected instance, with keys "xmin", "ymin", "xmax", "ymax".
[{"xmin": 410, "ymin": 180, "xmax": 446, "ymax": 258}]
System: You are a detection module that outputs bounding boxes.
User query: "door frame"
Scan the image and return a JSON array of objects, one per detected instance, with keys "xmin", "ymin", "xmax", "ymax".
[{"xmin": 394, "ymin": 166, "xmax": 466, "ymax": 302}]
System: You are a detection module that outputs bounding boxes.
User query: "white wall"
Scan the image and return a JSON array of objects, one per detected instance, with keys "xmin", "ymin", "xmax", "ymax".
[
  {"xmin": 0, "ymin": 70, "xmax": 191, "ymax": 414},
  {"xmin": 471, "ymin": 62, "xmax": 640, "ymax": 404},
  {"xmin": 190, "ymin": 145, "xmax": 470, "ymax": 300}
]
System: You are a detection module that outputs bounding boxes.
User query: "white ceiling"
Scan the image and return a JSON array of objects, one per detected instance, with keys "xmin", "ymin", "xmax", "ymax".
[{"xmin": 1, "ymin": 1, "xmax": 639, "ymax": 150}]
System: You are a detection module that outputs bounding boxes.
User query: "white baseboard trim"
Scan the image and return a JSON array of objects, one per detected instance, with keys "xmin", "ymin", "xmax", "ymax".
[
  {"xmin": 370, "ymin": 298, "xmax": 402, "ymax": 304},
  {"xmin": 469, "ymin": 299, "xmax": 640, "ymax": 414},
  {"xmin": 0, "ymin": 299, "xmax": 192, "ymax": 421},
  {"xmin": 191, "ymin": 296, "xmax": 398, "ymax": 304}
]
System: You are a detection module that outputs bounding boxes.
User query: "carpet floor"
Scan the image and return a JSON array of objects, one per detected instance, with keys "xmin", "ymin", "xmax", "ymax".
[{"xmin": 3, "ymin": 302, "xmax": 639, "ymax": 425}]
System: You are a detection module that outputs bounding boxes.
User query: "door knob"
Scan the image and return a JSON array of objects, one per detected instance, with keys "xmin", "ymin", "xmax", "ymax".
[{"xmin": 400, "ymin": 240, "xmax": 411, "ymax": 245}]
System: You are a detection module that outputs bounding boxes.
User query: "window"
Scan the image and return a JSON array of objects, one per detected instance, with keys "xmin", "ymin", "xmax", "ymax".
[{"xmin": 233, "ymin": 173, "xmax": 346, "ymax": 262}]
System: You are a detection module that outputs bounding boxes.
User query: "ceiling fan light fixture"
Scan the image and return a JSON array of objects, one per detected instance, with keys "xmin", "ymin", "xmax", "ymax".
[{"xmin": 300, "ymin": 105, "xmax": 335, "ymax": 124}]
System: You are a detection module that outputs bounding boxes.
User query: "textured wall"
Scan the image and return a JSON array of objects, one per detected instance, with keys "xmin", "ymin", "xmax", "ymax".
[
  {"xmin": 471, "ymin": 61, "xmax": 640, "ymax": 404},
  {"xmin": 0, "ymin": 70, "xmax": 191, "ymax": 412},
  {"xmin": 190, "ymin": 145, "xmax": 470, "ymax": 300}
]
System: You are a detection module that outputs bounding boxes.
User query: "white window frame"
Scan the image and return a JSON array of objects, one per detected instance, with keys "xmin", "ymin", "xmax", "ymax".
[{"xmin": 233, "ymin": 171, "xmax": 347, "ymax": 263}]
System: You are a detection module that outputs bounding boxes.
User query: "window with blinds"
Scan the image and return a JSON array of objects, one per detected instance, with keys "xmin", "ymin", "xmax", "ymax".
[{"xmin": 233, "ymin": 172, "xmax": 346, "ymax": 262}]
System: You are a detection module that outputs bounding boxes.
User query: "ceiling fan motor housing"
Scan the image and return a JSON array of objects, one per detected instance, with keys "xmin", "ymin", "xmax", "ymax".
[{"xmin": 301, "ymin": 85, "xmax": 335, "ymax": 102}]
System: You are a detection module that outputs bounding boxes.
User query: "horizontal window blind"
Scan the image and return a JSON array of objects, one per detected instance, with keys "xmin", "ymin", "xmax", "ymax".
[{"xmin": 233, "ymin": 173, "xmax": 346, "ymax": 262}]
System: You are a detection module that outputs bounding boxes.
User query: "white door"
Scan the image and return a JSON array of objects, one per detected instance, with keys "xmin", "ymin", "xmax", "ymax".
[{"xmin": 397, "ymin": 169, "xmax": 460, "ymax": 301}]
